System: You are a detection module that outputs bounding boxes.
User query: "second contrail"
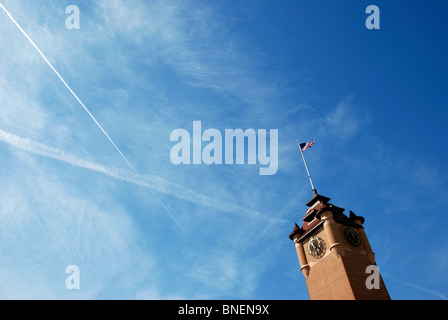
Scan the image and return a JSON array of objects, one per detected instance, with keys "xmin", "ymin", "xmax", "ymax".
[{"xmin": 0, "ymin": 3, "xmax": 183, "ymax": 230}]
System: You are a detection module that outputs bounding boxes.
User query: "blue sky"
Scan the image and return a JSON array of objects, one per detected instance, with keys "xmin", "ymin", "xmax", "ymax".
[{"xmin": 0, "ymin": 0, "xmax": 447, "ymax": 300}]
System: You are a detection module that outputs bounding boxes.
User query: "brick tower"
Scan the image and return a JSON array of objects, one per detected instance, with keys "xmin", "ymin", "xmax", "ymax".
[{"xmin": 289, "ymin": 193, "xmax": 390, "ymax": 300}]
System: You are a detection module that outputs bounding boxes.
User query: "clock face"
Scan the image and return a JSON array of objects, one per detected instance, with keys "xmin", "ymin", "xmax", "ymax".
[
  {"xmin": 307, "ymin": 236, "xmax": 326, "ymax": 259},
  {"xmin": 344, "ymin": 228, "xmax": 361, "ymax": 247}
]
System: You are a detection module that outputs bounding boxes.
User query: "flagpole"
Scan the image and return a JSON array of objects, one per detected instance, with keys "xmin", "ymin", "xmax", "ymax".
[{"xmin": 297, "ymin": 140, "xmax": 318, "ymax": 196}]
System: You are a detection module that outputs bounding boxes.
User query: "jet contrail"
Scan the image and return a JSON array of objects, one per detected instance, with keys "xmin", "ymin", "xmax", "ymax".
[
  {"xmin": 0, "ymin": 129, "xmax": 286, "ymax": 224},
  {"xmin": 0, "ymin": 3, "xmax": 183, "ymax": 230},
  {"xmin": 0, "ymin": 3, "xmax": 134, "ymax": 172}
]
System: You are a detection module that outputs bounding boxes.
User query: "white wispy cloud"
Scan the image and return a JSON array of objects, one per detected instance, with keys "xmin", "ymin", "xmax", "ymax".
[
  {"xmin": 385, "ymin": 274, "xmax": 448, "ymax": 300},
  {"xmin": 0, "ymin": 0, "xmax": 291, "ymax": 300},
  {"xmin": 0, "ymin": 129, "xmax": 285, "ymax": 225},
  {"xmin": 92, "ymin": 0, "xmax": 280, "ymax": 113},
  {"xmin": 323, "ymin": 95, "xmax": 368, "ymax": 142}
]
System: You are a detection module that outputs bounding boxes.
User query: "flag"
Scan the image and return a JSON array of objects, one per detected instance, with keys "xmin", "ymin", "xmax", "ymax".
[{"xmin": 300, "ymin": 140, "xmax": 314, "ymax": 152}]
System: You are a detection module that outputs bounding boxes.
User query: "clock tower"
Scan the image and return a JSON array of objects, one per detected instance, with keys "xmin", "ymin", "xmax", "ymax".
[{"xmin": 289, "ymin": 193, "xmax": 390, "ymax": 300}]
